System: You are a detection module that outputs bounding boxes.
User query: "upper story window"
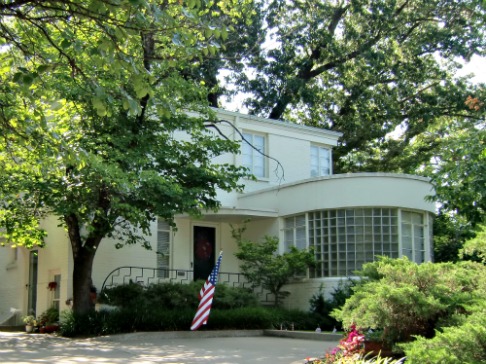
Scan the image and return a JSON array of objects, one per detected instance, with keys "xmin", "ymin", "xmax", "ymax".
[
  {"xmin": 310, "ymin": 145, "xmax": 331, "ymax": 177},
  {"xmin": 242, "ymin": 132, "xmax": 266, "ymax": 178}
]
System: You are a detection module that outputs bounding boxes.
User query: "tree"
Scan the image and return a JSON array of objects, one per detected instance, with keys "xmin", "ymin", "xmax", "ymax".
[
  {"xmin": 431, "ymin": 212, "xmax": 475, "ymax": 263},
  {"xmin": 232, "ymin": 224, "xmax": 315, "ymax": 306},
  {"xmin": 424, "ymin": 96, "xmax": 486, "ymax": 226},
  {"xmin": 0, "ymin": 0, "xmax": 252, "ymax": 314},
  {"xmin": 225, "ymin": 0, "xmax": 486, "ymax": 174},
  {"xmin": 460, "ymin": 223, "xmax": 486, "ymax": 263}
]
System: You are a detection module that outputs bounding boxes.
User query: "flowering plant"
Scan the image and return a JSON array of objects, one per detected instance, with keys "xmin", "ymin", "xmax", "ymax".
[
  {"xmin": 321, "ymin": 325, "xmax": 365, "ymax": 363},
  {"xmin": 47, "ymin": 281, "xmax": 58, "ymax": 291},
  {"xmin": 22, "ymin": 315, "xmax": 37, "ymax": 326}
]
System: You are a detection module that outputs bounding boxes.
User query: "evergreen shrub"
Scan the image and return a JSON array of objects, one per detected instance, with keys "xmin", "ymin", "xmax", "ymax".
[
  {"xmin": 331, "ymin": 257, "xmax": 486, "ymax": 361},
  {"xmin": 59, "ymin": 305, "xmax": 320, "ymax": 337},
  {"xmin": 98, "ymin": 281, "xmax": 260, "ymax": 310}
]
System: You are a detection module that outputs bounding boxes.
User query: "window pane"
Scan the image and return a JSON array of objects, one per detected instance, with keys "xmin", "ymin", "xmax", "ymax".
[
  {"xmin": 310, "ymin": 145, "xmax": 330, "ymax": 177},
  {"xmin": 241, "ymin": 132, "xmax": 266, "ymax": 177},
  {"xmin": 157, "ymin": 220, "xmax": 171, "ymax": 278}
]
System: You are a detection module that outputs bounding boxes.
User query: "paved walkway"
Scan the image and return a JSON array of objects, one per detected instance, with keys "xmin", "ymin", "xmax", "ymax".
[{"xmin": 0, "ymin": 331, "xmax": 338, "ymax": 364}]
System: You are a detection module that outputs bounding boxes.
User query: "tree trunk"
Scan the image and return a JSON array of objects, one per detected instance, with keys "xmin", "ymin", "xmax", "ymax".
[
  {"xmin": 65, "ymin": 212, "xmax": 102, "ymax": 314},
  {"xmin": 72, "ymin": 247, "xmax": 97, "ymax": 314}
]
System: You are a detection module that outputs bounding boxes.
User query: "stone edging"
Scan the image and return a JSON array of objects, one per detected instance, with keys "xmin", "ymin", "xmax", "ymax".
[{"xmin": 264, "ymin": 330, "xmax": 342, "ymax": 342}]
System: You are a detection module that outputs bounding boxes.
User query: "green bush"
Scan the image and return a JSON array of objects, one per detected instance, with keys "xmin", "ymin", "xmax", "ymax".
[
  {"xmin": 331, "ymin": 257, "xmax": 486, "ymax": 359},
  {"xmin": 59, "ymin": 304, "xmax": 322, "ymax": 337},
  {"xmin": 309, "ymin": 280, "xmax": 356, "ymax": 330},
  {"xmin": 211, "ymin": 284, "xmax": 260, "ymax": 309},
  {"xmin": 98, "ymin": 282, "xmax": 145, "ymax": 307},
  {"xmin": 400, "ymin": 308, "xmax": 486, "ymax": 364},
  {"xmin": 98, "ymin": 281, "xmax": 260, "ymax": 311},
  {"xmin": 63, "ymin": 282, "xmax": 326, "ymax": 337}
]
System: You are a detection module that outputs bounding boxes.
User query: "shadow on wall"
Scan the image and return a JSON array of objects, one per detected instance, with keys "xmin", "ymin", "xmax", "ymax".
[{"xmin": 0, "ymin": 308, "xmax": 21, "ymax": 326}]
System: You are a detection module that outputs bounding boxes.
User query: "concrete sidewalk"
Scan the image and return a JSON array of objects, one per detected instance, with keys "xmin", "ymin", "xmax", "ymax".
[{"xmin": 0, "ymin": 330, "xmax": 339, "ymax": 364}]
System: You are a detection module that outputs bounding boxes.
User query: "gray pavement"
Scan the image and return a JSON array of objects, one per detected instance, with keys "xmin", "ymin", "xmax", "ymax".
[{"xmin": 0, "ymin": 331, "xmax": 339, "ymax": 364}]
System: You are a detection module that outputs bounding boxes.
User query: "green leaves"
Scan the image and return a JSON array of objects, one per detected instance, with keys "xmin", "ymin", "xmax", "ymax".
[
  {"xmin": 233, "ymin": 225, "xmax": 315, "ymax": 306},
  {"xmin": 0, "ymin": 0, "xmax": 255, "ymax": 314},
  {"xmin": 332, "ymin": 257, "xmax": 486, "ymax": 352}
]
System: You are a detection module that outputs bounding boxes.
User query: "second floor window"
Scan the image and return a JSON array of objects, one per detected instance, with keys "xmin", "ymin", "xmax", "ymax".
[
  {"xmin": 242, "ymin": 132, "xmax": 266, "ymax": 178},
  {"xmin": 310, "ymin": 145, "xmax": 331, "ymax": 177}
]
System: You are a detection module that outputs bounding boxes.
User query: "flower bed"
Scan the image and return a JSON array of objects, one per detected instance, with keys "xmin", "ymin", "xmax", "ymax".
[{"xmin": 304, "ymin": 325, "xmax": 404, "ymax": 364}]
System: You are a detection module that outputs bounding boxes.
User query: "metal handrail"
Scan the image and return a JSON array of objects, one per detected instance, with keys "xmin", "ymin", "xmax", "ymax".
[{"xmin": 100, "ymin": 266, "xmax": 274, "ymax": 304}]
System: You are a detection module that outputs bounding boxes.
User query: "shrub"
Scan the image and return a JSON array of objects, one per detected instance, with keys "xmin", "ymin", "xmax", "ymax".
[
  {"xmin": 98, "ymin": 282, "xmax": 145, "ymax": 307},
  {"xmin": 98, "ymin": 281, "xmax": 260, "ymax": 311},
  {"xmin": 59, "ymin": 304, "xmax": 321, "ymax": 337},
  {"xmin": 63, "ymin": 282, "xmax": 322, "ymax": 336},
  {"xmin": 331, "ymin": 257, "xmax": 486, "ymax": 356},
  {"xmin": 309, "ymin": 280, "xmax": 356, "ymax": 330},
  {"xmin": 211, "ymin": 284, "xmax": 260, "ymax": 309},
  {"xmin": 400, "ymin": 307, "xmax": 486, "ymax": 363}
]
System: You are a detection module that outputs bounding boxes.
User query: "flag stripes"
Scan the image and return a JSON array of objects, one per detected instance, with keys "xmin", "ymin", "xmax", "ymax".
[{"xmin": 190, "ymin": 251, "xmax": 223, "ymax": 331}]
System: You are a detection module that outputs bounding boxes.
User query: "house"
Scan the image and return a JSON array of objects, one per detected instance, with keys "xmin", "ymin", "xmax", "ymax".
[{"xmin": 0, "ymin": 108, "xmax": 435, "ymax": 325}]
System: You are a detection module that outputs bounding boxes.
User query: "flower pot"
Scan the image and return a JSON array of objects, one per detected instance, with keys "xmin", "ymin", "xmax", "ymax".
[{"xmin": 25, "ymin": 325, "xmax": 33, "ymax": 333}]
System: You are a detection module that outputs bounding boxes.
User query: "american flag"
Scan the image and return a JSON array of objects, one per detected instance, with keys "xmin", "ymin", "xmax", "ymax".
[{"xmin": 190, "ymin": 251, "xmax": 223, "ymax": 331}]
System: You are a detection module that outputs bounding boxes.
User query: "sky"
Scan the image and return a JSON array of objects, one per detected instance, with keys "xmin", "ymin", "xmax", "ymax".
[{"xmin": 457, "ymin": 55, "xmax": 485, "ymax": 84}]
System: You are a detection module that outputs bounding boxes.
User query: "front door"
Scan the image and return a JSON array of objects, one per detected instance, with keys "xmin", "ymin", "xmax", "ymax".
[
  {"xmin": 193, "ymin": 226, "xmax": 215, "ymax": 281},
  {"xmin": 27, "ymin": 250, "xmax": 38, "ymax": 316}
]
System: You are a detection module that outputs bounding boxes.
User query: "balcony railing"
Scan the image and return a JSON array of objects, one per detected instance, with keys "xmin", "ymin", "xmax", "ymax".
[{"xmin": 100, "ymin": 266, "xmax": 275, "ymax": 304}]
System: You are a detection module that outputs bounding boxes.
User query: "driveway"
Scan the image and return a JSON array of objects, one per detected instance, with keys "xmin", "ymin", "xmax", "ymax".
[{"xmin": 0, "ymin": 331, "xmax": 338, "ymax": 364}]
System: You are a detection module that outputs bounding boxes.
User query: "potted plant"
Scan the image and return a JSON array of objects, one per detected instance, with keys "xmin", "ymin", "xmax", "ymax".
[
  {"xmin": 37, "ymin": 307, "xmax": 60, "ymax": 334},
  {"xmin": 22, "ymin": 315, "xmax": 37, "ymax": 333}
]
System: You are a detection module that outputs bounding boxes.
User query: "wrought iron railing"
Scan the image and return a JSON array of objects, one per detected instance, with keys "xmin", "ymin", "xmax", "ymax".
[{"xmin": 100, "ymin": 266, "xmax": 276, "ymax": 304}]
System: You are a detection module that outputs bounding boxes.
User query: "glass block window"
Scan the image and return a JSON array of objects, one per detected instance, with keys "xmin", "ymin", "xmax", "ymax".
[
  {"xmin": 287, "ymin": 209, "xmax": 428, "ymax": 278},
  {"xmin": 309, "ymin": 208, "xmax": 399, "ymax": 277},
  {"xmin": 242, "ymin": 132, "xmax": 266, "ymax": 178},
  {"xmin": 310, "ymin": 145, "xmax": 331, "ymax": 177},
  {"xmin": 157, "ymin": 219, "xmax": 171, "ymax": 278}
]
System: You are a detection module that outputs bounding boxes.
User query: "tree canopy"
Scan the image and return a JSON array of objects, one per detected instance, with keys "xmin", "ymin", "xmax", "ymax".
[
  {"xmin": 216, "ymin": 0, "xmax": 486, "ymax": 248},
  {"xmin": 215, "ymin": 0, "xmax": 486, "ymax": 174},
  {"xmin": 0, "ymin": 0, "xmax": 252, "ymax": 313}
]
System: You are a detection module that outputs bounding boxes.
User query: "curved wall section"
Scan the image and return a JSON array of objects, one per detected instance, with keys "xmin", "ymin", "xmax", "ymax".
[{"xmin": 238, "ymin": 173, "xmax": 436, "ymax": 216}]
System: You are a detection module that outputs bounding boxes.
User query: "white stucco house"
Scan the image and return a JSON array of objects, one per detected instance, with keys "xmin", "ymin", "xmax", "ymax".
[{"xmin": 0, "ymin": 108, "xmax": 435, "ymax": 325}]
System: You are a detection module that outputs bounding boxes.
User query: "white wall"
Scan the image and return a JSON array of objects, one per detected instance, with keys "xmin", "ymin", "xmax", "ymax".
[
  {"xmin": 213, "ymin": 108, "xmax": 342, "ymax": 199},
  {"xmin": 36, "ymin": 216, "xmax": 72, "ymax": 316},
  {"xmin": 238, "ymin": 173, "xmax": 436, "ymax": 215},
  {"xmin": 0, "ymin": 246, "xmax": 26, "ymax": 324}
]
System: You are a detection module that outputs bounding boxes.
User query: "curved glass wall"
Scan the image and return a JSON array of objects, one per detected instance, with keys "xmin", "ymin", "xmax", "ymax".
[{"xmin": 283, "ymin": 208, "xmax": 429, "ymax": 278}]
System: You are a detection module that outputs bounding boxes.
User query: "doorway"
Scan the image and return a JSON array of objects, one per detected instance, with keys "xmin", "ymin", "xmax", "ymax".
[
  {"xmin": 193, "ymin": 226, "xmax": 216, "ymax": 281},
  {"xmin": 27, "ymin": 250, "xmax": 38, "ymax": 316}
]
